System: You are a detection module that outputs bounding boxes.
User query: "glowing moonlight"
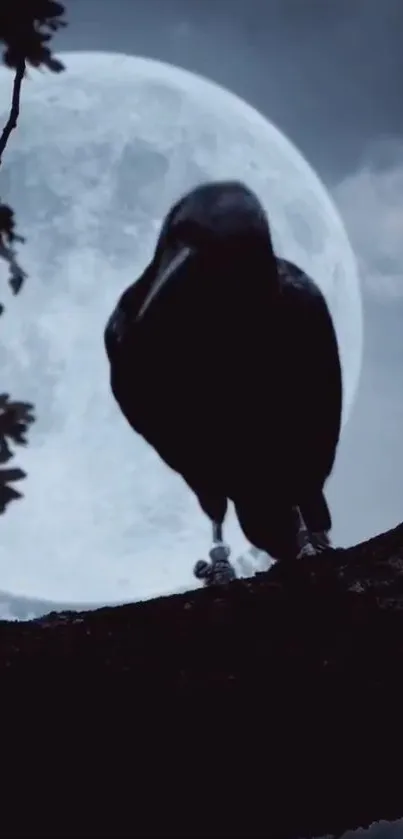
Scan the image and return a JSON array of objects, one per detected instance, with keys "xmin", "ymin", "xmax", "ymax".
[{"xmin": 0, "ymin": 52, "xmax": 362, "ymax": 605}]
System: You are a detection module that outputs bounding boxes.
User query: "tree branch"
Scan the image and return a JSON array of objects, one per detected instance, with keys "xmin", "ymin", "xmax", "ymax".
[
  {"xmin": 0, "ymin": 1, "xmax": 67, "ymax": 300},
  {"xmin": 0, "ymin": 57, "xmax": 25, "ymax": 165},
  {"xmin": 0, "ymin": 59, "xmax": 27, "ymax": 301},
  {"xmin": 2, "ymin": 524, "xmax": 403, "ymax": 837},
  {"xmin": 0, "ymin": 4, "xmax": 67, "ymax": 518}
]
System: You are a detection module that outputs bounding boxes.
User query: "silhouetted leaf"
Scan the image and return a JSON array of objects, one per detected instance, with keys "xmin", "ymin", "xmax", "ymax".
[
  {"xmin": 0, "ymin": 393, "xmax": 35, "ymax": 447},
  {"xmin": 0, "ymin": 470, "xmax": 25, "ymax": 514},
  {"xmin": 0, "ymin": 201, "xmax": 27, "ymax": 304},
  {"xmin": 0, "ymin": 1, "xmax": 67, "ymax": 72},
  {"xmin": 0, "ymin": 394, "xmax": 35, "ymax": 513}
]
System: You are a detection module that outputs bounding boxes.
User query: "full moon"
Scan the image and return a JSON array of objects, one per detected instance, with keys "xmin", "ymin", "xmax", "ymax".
[{"xmin": 0, "ymin": 51, "xmax": 362, "ymax": 606}]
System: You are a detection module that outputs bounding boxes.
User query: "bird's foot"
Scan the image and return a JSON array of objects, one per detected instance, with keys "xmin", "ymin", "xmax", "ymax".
[
  {"xmin": 296, "ymin": 529, "xmax": 333, "ymax": 559},
  {"xmin": 311, "ymin": 530, "xmax": 332, "ymax": 553},
  {"xmin": 193, "ymin": 542, "xmax": 237, "ymax": 586},
  {"xmin": 296, "ymin": 521, "xmax": 317, "ymax": 560}
]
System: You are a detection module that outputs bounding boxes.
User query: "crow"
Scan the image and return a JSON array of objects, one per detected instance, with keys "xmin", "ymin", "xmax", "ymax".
[{"xmin": 104, "ymin": 180, "xmax": 342, "ymax": 583}]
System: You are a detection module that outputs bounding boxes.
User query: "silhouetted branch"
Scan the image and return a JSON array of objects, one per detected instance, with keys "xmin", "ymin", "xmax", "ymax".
[
  {"xmin": 0, "ymin": 53, "xmax": 26, "ymax": 297},
  {"xmin": 2, "ymin": 525, "xmax": 403, "ymax": 837},
  {"xmin": 0, "ymin": 1, "xmax": 67, "ymax": 305},
  {"xmin": 0, "ymin": 58, "xmax": 25, "ymax": 164},
  {"xmin": 0, "ymin": 2, "xmax": 66, "ymax": 516},
  {"xmin": 0, "ymin": 59, "xmax": 27, "ymax": 302}
]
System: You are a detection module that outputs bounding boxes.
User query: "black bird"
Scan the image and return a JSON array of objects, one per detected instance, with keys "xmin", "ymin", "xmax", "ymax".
[{"xmin": 104, "ymin": 180, "xmax": 343, "ymax": 583}]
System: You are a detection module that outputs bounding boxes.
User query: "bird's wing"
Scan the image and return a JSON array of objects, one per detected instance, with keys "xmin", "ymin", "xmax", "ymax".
[{"xmin": 275, "ymin": 257, "xmax": 343, "ymax": 482}]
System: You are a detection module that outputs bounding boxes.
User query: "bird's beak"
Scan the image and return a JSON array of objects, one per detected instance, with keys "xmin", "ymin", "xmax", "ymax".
[{"xmin": 137, "ymin": 245, "xmax": 193, "ymax": 321}]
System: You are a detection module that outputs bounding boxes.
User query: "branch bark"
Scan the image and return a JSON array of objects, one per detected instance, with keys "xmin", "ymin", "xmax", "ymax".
[{"xmin": 2, "ymin": 523, "xmax": 403, "ymax": 837}]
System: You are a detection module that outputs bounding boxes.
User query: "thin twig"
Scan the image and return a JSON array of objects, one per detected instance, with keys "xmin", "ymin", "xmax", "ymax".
[{"xmin": 0, "ymin": 58, "xmax": 25, "ymax": 165}]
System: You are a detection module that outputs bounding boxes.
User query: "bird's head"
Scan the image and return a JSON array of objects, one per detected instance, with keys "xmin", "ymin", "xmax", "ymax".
[{"xmin": 136, "ymin": 180, "xmax": 280, "ymax": 322}]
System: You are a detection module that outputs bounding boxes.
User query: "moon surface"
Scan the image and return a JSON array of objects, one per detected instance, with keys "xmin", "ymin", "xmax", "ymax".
[{"xmin": 0, "ymin": 51, "xmax": 362, "ymax": 606}]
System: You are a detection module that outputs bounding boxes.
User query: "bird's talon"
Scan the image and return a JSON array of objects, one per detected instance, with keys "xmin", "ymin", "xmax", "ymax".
[
  {"xmin": 193, "ymin": 559, "xmax": 212, "ymax": 580},
  {"xmin": 193, "ymin": 548, "xmax": 236, "ymax": 586},
  {"xmin": 209, "ymin": 542, "xmax": 231, "ymax": 563},
  {"xmin": 311, "ymin": 531, "xmax": 332, "ymax": 553},
  {"xmin": 297, "ymin": 542, "xmax": 317, "ymax": 560}
]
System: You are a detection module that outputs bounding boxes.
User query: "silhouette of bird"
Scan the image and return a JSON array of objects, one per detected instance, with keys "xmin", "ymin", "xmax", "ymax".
[{"xmin": 105, "ymin": 180, "xmax": 342, "ymax": 584}]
